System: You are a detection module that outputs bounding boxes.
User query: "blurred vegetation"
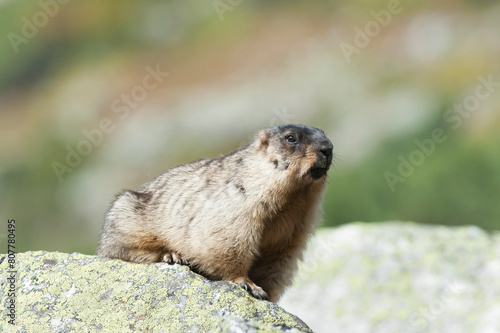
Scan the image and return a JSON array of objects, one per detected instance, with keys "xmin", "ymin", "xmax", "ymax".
[
  {"xmin": 0, "ymin": 0, "xmax": 499, "ymax": 254},
  {"xmin": 324, "ymin": 117, "xmax": 500, "ymax": 230}
]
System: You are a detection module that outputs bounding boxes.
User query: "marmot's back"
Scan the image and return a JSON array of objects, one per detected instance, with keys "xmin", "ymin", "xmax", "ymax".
[{"xmin": 97, "ymin": 124, "xmax": 333, "ymax": 302}]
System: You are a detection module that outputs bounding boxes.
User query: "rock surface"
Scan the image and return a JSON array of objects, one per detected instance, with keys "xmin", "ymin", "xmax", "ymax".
[
  {"xmin": 280, "ymin": 222, "xmax": 500, "ymax": 333},
  {"xmin": 0, "ymin": 251, "xmax": 311, "ymax": 332},
  {"xmin": 3, "ymin": 222, "xmax": 499, "ymax": 332}
]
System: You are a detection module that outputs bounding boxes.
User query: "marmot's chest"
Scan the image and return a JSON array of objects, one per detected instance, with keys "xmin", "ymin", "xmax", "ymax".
[{"xmin": 258, "ymin": 213, "xmax": 308, "ymax": 258}]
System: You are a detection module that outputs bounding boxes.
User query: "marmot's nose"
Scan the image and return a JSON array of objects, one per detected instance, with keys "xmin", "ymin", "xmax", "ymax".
[
  {"xmin": 319, "ymin": 143, "xmax": 333, "ymax": 159},
  {"xmin": 320, "ymin": 147, "xmax": 333, "ymax": 159}
]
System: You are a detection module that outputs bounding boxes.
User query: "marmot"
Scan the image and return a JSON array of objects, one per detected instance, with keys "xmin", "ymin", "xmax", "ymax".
[{"xmin": 96, "ymin": 124, "xmax": 333, "ymax": 302}]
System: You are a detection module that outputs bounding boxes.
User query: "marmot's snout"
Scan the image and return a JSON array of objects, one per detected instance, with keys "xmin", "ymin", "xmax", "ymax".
[
  {"xmin": 308, "ymin": 139, "xmax": 333, "ymax": 180},
  {"xmin": 319, "ymin": 141, "xmax": 334, "ymax": 166}
]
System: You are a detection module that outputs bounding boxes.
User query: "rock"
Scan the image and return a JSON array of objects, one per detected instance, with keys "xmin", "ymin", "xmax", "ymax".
[
  {"xmin": 0, "ymin": 251, "xmax": 312, "ymax": 332},
  {"xmin": 279, "ymin": 222, "xmax": 500, "ymax": 333}
]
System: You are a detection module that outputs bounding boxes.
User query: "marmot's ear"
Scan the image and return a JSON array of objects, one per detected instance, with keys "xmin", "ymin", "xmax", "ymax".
[{"xmin": 256, "ymin": 129, "xmax": 270, "ymax": 151}]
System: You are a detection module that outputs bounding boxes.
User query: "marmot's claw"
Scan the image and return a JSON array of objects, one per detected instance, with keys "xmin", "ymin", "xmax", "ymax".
[
  {"xmin": 161, "ymin": 251, "xmax": 188, "ymax": 265},
  {"xmin": 233, "ymin": 277, "xmax": 269, "ymax": 301},
  {"xmin": 252, "ymin": 288, "xmax": 270, "ymax": 301},
  {"xmin": 249, "ymin": 285, "xmax": 269, "ymax": 301},
  {"xmin": 162, "ymin": 252, "xmax": 173, "ymax": 264}
]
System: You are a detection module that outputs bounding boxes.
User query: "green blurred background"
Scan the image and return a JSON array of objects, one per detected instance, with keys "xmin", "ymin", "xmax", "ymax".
[{"xmin": 0, "ymin": 0, "xmax": 499, "ymax": 255}]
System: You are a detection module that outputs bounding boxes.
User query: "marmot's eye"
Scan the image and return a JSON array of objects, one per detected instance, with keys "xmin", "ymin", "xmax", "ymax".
[{"xmin": 285, "ymin": 134, "xmax": 297, "ymax": 144}]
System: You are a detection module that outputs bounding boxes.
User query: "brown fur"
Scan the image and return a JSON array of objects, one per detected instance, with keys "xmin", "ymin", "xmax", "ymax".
[{"xmin": 96, "ymin": 124, "xmax": 333, "ymax": 302}]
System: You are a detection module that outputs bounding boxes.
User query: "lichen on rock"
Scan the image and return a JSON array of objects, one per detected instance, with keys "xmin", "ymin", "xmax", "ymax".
[
  {"xmin": 280, "ymin": 222, "xmax": 500, "ymax": 333},
  {"xmin": 0, "ymin": 251, "xmax": 312, "ymax": 332}
]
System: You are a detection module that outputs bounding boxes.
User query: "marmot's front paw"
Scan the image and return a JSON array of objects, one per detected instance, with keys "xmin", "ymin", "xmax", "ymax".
[
  {"xmin": 161, "ymin": 251, "xmax": 188, "ymax": 265},
  {"xmin": 232, "ymin": 277, "xmax": 270, "ymax": 301}
]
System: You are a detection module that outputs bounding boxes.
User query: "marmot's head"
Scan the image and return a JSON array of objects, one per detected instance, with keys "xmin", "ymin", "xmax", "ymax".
[{"xmin": 256, "ymin": 124, "xmax": 333, "ymax": 183}]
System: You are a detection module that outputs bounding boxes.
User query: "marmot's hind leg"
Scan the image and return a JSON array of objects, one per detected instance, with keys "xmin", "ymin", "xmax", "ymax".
[{"xmin": 250, "ymin": 256, "xmax": 298, "ymax": 302}]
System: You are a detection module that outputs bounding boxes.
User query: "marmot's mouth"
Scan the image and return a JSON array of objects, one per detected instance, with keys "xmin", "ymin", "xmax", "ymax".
[{"xmin": 309, "ymin": 167, "xmax": 329, "ymax": 180}]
